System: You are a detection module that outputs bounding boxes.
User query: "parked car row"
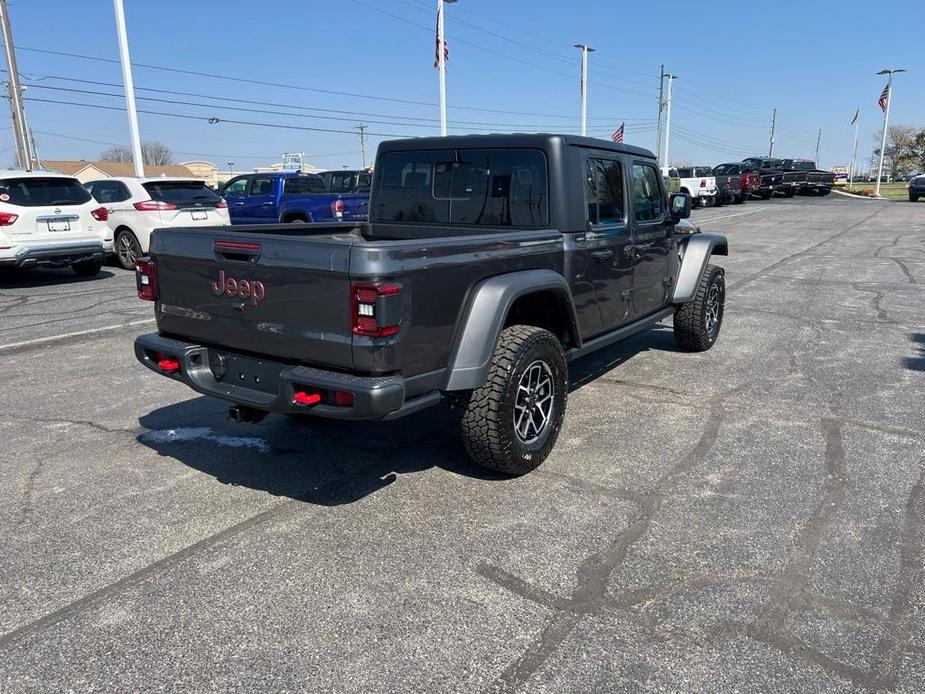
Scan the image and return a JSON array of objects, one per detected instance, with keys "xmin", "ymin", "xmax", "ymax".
[{"xmin": 661, "ymin": 156, "xmax": 835, "ymax": 208}]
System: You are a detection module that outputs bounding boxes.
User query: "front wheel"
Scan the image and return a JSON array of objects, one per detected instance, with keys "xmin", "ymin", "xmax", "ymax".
[
  {"xmin": 911, "ymin": 194, "xmax": 920, "ymax": 202},
  {"xmin": 459, "ymin": 325, "xmax": 567, "ymax": 475},
  {"xmin": 673, "ymin": 265, "xmax": 725, "ymax": 352}
]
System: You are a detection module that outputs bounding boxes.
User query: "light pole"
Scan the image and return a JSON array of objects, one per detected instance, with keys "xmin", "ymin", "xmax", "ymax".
[
  {"xmin": 849, "ymin": 111, "xmax": 860, "ymax": 188},
  {"xmin": 662, "ymin": 73, "xmax": 677, "ymax": 168},
  {"xmin": 227, "ymin": 162, "xmax": 235, "ymax": 176},
  {"xmin": 574, "ymin": 44, "xmax": 595, "ymax": 137},
  {"xmin": 875, "ymin": 68, "xmax": 905, "ymax": 198},
  {"xmin": 437, "ymin": 0, "xmax": 456, "ymax": 137},
  {"xmin": 112, "ymin": 0, "xmax": 144, "ymax": 177}
]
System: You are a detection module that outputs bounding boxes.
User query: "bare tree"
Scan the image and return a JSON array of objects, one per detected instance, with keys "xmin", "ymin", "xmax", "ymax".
[{"xmin": 99, "ymin": 141, "xmax": 174, "ymax": 166}]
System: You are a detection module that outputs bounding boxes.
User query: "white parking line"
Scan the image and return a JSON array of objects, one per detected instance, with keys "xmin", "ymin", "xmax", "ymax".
[
  {"xmin": 695, "ymin": 209, "xmax": 764, "ymax": 225},
  {"xmin": 0, "ymin": 318, "xmax": 156, "ymax": 355}
]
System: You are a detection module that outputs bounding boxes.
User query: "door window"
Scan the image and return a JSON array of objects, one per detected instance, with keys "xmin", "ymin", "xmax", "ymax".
[
  {"xmin": 222, "ymin": 178, "xmax": 248, "ymax": 197},
  {"xmin": 585, "ymin": 158, "xmax": 624, "ymax": 225},
  {"xmin": 632, "ymin": 164, "xmax": 665, "ymax": 222},
  {"xmin": 248, "ymin": 177, "xmax": 275, "ymax": 196}
]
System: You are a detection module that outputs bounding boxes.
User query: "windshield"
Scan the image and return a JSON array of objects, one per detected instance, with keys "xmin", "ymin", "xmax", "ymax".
[
  {"xmin": 0, "ymin": 177, "xmax": 92, "ymax": 207},
  {"xmin": 142, "ymin": 181, "xmax": 221, "ymax": 207}
]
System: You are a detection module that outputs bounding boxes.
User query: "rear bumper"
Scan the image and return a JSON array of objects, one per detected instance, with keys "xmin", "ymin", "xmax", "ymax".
[
  {"xmin": 134, "ymin": 332, "xmax": 436, "ymax": 421},
  {"xmin": 0, "ymin": 240, "xmax": 108, "ymax": 268}
]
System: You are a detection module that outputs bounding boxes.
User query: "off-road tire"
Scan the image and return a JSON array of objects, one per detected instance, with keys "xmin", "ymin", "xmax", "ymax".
[
  {"xmin": 673, "ymin": 264, "xmax": 725, "ymax": 352},
  {"xmin": 784, "ymin": 188, "xmax": 796, "ymax": 198},
  {"xmin": 759, "ymin": 191, "xmax": 772, "ymax": 200},
  {"xmin": 459, "ymin": 325, "xmax": 567, "ymax": 475},
  {"xmin": 911, "ymin": 194, "xmax": 920, "ymax": 202},
  {"xmin": 72, "ymin": 259, "xmax": 103, "ymax": 277}
]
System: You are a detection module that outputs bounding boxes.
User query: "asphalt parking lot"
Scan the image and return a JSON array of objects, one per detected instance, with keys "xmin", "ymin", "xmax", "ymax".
[{"xmin": 1, "ymin": 195, "xmax": 923, "ymax": 693}]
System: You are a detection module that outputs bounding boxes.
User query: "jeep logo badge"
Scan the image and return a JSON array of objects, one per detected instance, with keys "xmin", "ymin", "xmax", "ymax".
[{"xmin": 211, "ymin": 270, "xmax": 266, "ymax": 308}]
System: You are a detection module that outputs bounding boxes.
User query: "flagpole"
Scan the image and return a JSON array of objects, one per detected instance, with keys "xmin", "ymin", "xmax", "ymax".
[
  {"xmin": 437, "ymin": 0, "xmax": 448, "ymax": 136},
  {"xmin": 849, "ymin": 113, "xmax": 859, "ymax": 188},
  {"xmin": 875, "ymin": 68, "xmax": 904, "ymax": 197}
]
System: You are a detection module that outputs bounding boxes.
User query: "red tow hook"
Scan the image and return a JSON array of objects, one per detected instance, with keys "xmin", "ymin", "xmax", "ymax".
[
  {"xmin": 293, "ymin": 392, "xmax": 322, "ymax": 406},
  {"xmin": 158, "ymin": 359, "xmax": 180, "ymax": 372}
]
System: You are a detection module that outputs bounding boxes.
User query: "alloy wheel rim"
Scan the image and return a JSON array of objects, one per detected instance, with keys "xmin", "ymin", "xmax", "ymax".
[
  {"xmin": 705, "ymin": 283, "xmax": 722, "ymax": 335},
  {"xmin": 118, "ymin": 234, "xmax": 138, "ymax": 266},
  {"xmin": 513, "ymin": 360, "xmax": 554, "ymax": 445}
]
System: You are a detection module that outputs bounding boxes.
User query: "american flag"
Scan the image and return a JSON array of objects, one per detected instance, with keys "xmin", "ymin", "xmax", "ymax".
[
  {"xmin": 878, "ymin": 84, "xmax": 890, "ymax": 112},
  {"xmin": 611, "ymin": 122, "xmax": 624, "ymax": 144},
  {"xmin": 434, "ymin": 5, "xmax": 448, "ymax": 69}
]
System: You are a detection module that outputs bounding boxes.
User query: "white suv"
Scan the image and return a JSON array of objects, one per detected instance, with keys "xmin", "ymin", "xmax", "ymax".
[
  {"xmin": 85, "ymin": 177, "xmax": 230, "ymax": 270},
  {"xmin": 0, "ymin": 172, "xmax": 112, "ymax": 276}
]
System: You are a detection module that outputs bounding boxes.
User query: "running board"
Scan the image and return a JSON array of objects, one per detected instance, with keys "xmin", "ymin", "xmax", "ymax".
[{"xmin": 566, "ymin": 307, "xmax": 674, "ymax": 361}]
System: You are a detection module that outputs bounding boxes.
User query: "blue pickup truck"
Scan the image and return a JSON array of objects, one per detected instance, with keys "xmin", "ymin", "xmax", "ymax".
[{"xmin": 220, "ymin": 172, "xmax": 369, "ymax": 225}]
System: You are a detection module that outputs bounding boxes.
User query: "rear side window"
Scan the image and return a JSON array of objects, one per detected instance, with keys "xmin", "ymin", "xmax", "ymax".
[
  {"xmin": 0, "ymin": 177, "xmax": 92, "ymax": 207},
  {"xmin": 632, "ymin": 164, "xmax": 665, "ymax": 222},
  {"xmin": 284, "ymin": 176, "xmax": 326, "ymax": 195},
  {"xmin": 248, "ymin": 177, "xmax": 275, "ymax": 196},
  {"xmin": 373, "ymin": 148, "xmax": 548, "ymax": 227},
  {"xmin": 143, "ymin": 181, "xmax": 221, "ymax": 207},
  {"xmin": 87, "ymin": 180, "xmax": 131, "ymax": 203},
  {"xmin": 585, "ymin": 158, "xmax": 624, "ymax": 225}
]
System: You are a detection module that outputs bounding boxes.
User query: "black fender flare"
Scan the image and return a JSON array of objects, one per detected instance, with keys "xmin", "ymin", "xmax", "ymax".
[
  {"xmin": 672, "ymin": 233, "xmax": 728, "ymax": 303},
  {"xmin": 443, "ymin": 269, "xmax": 579, "ymax": 391}
]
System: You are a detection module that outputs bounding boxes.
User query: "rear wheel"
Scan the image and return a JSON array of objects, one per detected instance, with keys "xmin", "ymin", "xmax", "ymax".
[
  {"xmin": 760, "ymin": 191, "xmax": 772, "ymax": 200},
  {"xmin": 72, "ymin": 259, "xmax": 103, "ymax": 277},
  {"xmin": 911, "ymin": 194, "xmax": 920, "ymax": 202},
  {"xmin": 459, "ymin": 325, "xmax": 567, "ymax": 475},
  {"xmin": 784, "ymin": 188, "xmax": 796, "ymax": 198},
  {"xmin": 115, "ymin": 229, "xmax": 142, "ymax": 270},
  {"xmin": 673, "ymin": 265, "xmax": 725, "ymax": 352}
]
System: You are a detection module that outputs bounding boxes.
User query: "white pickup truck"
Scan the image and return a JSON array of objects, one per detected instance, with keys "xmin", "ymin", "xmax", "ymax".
[
  {"xmin": 0, "ymin": 172, "xmax": 113, "ymax": 275},
  {"xmin": 675, "ymin": 166, "xmax": 718, "ymax": 207}
]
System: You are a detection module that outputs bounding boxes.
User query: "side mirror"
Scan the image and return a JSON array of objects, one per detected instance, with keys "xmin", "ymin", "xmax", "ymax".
[{"xmin": 669, "ymin": 192, "xmax": 691, "ymax": 221}]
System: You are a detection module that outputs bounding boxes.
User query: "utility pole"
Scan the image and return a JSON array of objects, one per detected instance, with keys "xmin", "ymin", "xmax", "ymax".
[
  {"xmin": 574, "ymin": 44, "xmax": 595, "ymax": 137},
  {"xmin": 768, "ymin": 108, "xmax": 776, "ymax": 158},
  {"xmin": 655, "ymin": 64, "xmax": 664, "ymax": 163},
  {"xmin": 112, "ymin": 0, "xmax": 144, "ymax": 177},
  {"xmin": 849, "ymin": 112, "xmax": 859, "ymax": 188},
  {"xmin": 662, "ymin": 73, "xmax": 676, "ymax": 168},
  {"xmin": 0, "ymin": 0, "xmax": 31, "ymax": 170},
  {"xmin": 436, "ymin": 0, "xmax": 456, "ymax": 137},
  {"xmin": 356, "ymin": 123, "xmax": 368, "ymax": 169},
  {"xmin": 875, "ymin": 67, "xmax": 905, "ymax": 198},
  {"xmin": 814, "ymin": 128, "xmax": 822, "ymax": 166}
]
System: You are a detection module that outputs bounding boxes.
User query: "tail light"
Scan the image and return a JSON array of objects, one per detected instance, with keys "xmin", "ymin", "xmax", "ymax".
[
  {"xmin": 90, "ymin": 206, "xmax": 109, "ymax": 221},
  {"xmin": 134, "ymin": 257, "xmax": 157, "ymax": 301},
  {"xmin": 699, "ymin": 179, "xmax": 706, "ymax": 188},
  {"xmin": 134, "ymin": 200, "xmax": 178, "ymax": 211},
  {"xmin": 0, "ymin": 211, "xmax": 18, "ymax": 226},
  {"xmin": 332, "ymin": 198, "xmax": 345, "ymax": 219},
  {"xmin": 352, "ymin": 282, "xmax": 402, "ymax": 337},
  {"xmin": 215, "ymin": 199, "xmax": 228, "ymax": 209}
]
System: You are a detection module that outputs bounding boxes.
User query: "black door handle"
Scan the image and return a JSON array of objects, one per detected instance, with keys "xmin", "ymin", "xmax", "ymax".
[{"xmin": 591, "ymin": 249, "xmax": 614, "ymax": 263}]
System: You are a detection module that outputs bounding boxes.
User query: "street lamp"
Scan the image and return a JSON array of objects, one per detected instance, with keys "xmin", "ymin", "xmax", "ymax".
[
  {"xmin": 874, "ymin": 68, "xmax": 905, "ymax": 197},
  {"xmin": 227, "ymin": 161, "xmax": 235, "ymax": 176},
  {"xmin": 437, "ymin": 0, "xmax": 457, "ymax": 136},
  {"xmin": 573, "ymin": 44, "xmax": 595, "ymax": 137},
  {"xmin": 662, "ymin": 73, "xmax": 677, "ymax": 168}
]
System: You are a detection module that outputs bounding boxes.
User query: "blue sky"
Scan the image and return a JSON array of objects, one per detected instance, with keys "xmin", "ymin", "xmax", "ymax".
[{"xmin": 6, "ymin": 0, "xmax": 924, "ymax": 172}]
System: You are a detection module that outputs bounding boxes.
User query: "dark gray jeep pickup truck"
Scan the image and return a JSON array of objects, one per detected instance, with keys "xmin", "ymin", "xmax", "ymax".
[{"xmin": 134, "ymin": 134, "xmax": 728, "ymax": 475}]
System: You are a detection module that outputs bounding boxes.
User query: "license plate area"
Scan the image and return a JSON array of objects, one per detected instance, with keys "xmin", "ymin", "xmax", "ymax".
[
  {"xmin": 209, "ymin": 351, "xmax": 283, "ymax": 395},
  {"xmin": 191, "ymin": 210, "xmax": 208, "ymax": 221},
  {"xmin": 47, "ymin": 219, "xmax": 71, "ymax": 232}
]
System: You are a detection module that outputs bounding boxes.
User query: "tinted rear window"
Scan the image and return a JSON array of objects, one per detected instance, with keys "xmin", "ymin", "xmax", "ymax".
[
  {"xmin": 143, "ymin": 181, "xmax": 221, "ymax": 207},
  {"xmin": 713, "ymin": 164, "xmax": 739, "ymax": 175},
  {"xmin": 284, "ymin": 176, "xmax": 326, "ymax": 195},
  {"xmin": 0, "ymin": 177, "xmax": 92, "ymax": 207},
  {"xmin": 373, "ymin": 148, "xmax": 548, "ymax": 228}
]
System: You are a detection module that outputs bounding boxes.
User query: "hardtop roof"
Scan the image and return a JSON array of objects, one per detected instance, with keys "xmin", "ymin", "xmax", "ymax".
[{"xmin": 376, "ymin": 133, "xmax": 655, "ymax": 160}]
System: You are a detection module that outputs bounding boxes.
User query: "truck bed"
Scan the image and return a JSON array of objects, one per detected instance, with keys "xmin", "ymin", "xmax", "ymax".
[{"xmin": 148, "ymin": 223, "xmax": 565, "ymax": 383}]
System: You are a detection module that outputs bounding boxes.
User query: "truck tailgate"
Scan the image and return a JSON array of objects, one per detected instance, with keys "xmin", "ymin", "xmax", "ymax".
[{"xmin": 151, "ymin": 227, "xmax": 356, "ymax": 369}]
